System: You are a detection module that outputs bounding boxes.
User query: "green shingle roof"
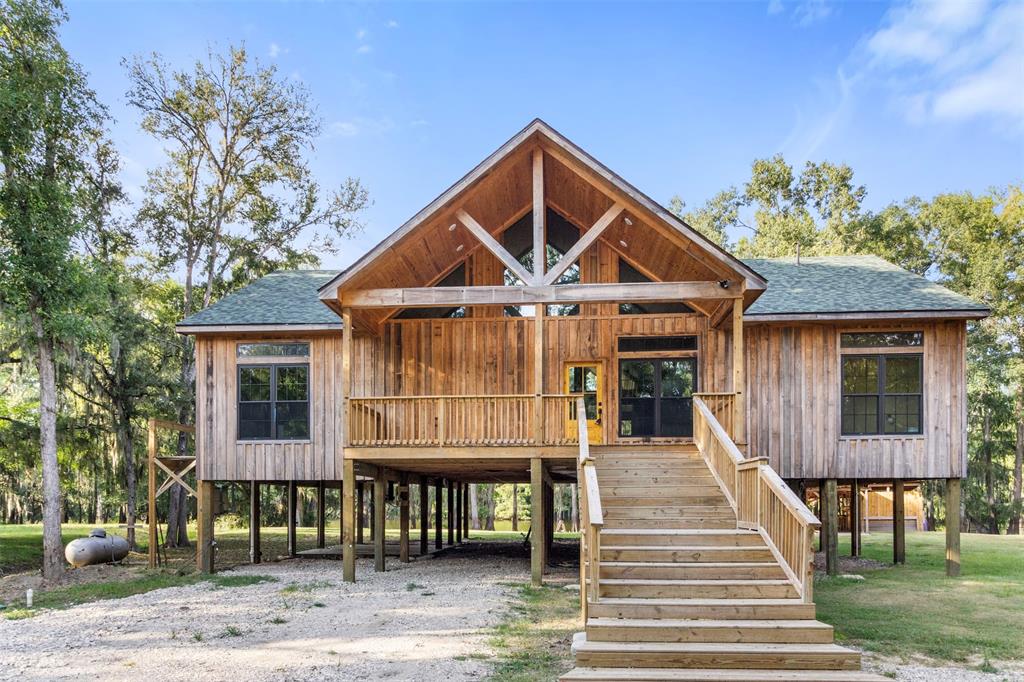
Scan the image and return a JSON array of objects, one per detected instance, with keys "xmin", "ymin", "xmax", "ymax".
[
  {"xmin": 742, "ymin": 256, "xmax": 987, "ymax": 316},
  {"xmin": 176, "ymin": 257, "xmax": 986, "ymax": 329},
  {"xmin": 178, "ymin": 270, "xmax": 341, "ymax": 327}
]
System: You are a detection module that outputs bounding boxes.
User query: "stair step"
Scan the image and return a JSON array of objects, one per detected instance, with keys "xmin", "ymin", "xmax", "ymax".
[
  {"xmin": 560, "ymin": 667, "xmax": 888, "ymax": 681},
  {"xmin": 586, "ymin": 618, "xmax": 833, "ymax": 644},
  {"xmin": 572, "ymin": 635, "xmax": 861, "ymax": 670},
  {"xmin": 588, "ymin": 598, "xmax": 817, "ymax": 621},
  {"xmin": 598, "ymin": 579, "xmax": 799, "ymax": 599},
  {"xmin": 599, "ymin": 562, "xmax": 786, "ymax": 581},
  {"xmin": 604, "ymin": 519, "xmax": 739, "ymax": 530},
  {"xmin": 600, "ymin": 529, "xmax": 765, "ymax": 547},
  {"xmin": 603, "ymin": 495, "xmax": 728, "ymax": 507},
  {"xmin": 602, "ymin": 546, "xmax": 775, "ymax": 562}
]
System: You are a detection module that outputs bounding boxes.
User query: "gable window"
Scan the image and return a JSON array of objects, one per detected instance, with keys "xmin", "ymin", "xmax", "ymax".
[
  {"xmin": 502, "ymin": 209, "xmax": 581, "ymax": 317},
  {"xmin": 237, "ymin": 342, "xmax": 310, "ymax": 357},
  {"xmin": 618, "ymin": 261, "xmax": 694, "ymax": 315},
  {"xmin": 238, "ymin": 364, "xmax": 310, "ymax": 440},
  {"xmin": 840, "ymin": 332, "xmax": 923, "ymax": 436}
]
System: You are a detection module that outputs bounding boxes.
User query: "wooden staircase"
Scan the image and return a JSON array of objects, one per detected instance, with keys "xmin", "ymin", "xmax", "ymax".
[{"xmin": 561, "ymin": 441, "xmax": 886, "ymax": 682}]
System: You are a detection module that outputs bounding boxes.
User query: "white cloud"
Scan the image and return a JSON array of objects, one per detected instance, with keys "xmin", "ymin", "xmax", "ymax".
[
  {"xmin": 268, "ymin": 42, "xmax": 288, "ymax": 59},
  {"xmin": 794, "ymin": 0, "xmax": 832, "ymax": 26},
  {"xmin": 864, "ymin": 0, "xmax": 1024, "ymax": 127},
  {"xmin": 356, "ymin": 28, "xmax": 368, "ymax": 40},
  {"xmin": 356, "ymin": 44, "xmax": 372, "ymax": 55},
  {"xmin": 386, "ymin": 19, "xmax": 399, "ymax": 29},
  {"xmin": 327, "ymin": 117, "xmax": 396, "ymax": 139}
]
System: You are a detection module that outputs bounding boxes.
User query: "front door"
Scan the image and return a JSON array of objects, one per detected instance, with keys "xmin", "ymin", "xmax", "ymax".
[
  {"xmin": 618, "ymin": 358, "xmax": 697, "ymax": 438},
  {"xmin": 565, "ymin": 363, "xmax": 603, "ymax": 443}
]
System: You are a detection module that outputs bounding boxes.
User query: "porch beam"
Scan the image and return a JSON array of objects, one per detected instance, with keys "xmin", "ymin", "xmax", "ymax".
[
  {"xmin": 543, "ymin": 202, "xmax": 624, "ymax": 285},
  {"xmin": 532, "ymin": 149, "xmax": 545, "ymax": 281},
  {"xmin": 456, "ymin": 208, "xmax": 537, "ymax": 286},
  {"xmin": 342, "ymin": 281, "xmax": 736, "ymax": 308}
]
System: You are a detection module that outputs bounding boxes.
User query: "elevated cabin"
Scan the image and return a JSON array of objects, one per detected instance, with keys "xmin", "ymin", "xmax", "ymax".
[{"xmin": 178, "ymin": 120, "xmax": 986, "ymax": 583}]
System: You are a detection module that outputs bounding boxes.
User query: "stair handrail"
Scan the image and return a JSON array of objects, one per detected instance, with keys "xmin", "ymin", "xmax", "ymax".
[
  {"xmin": 577, "ymin": 397, "xmax": 603, "ymax": 616},
  {"xmin": 693, "ymin": 396, "xmax": 820, "ymax": 603}
]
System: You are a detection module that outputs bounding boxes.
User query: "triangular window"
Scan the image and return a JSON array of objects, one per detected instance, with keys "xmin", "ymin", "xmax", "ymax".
[{"xmin": 618, "ymin": 261, "xmax": 694, "ymax": 315}]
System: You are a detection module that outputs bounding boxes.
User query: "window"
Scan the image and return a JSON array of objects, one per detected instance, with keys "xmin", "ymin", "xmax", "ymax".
[
  {"xmin": 618, "ymin": 261, "xmax": 694, "ymax": 315},
  {"xmin": 502, "ymin": 209, "xmax": 582, "ymax": 317},
  {"xmin": 618, "ymin": 336, "xmax": 698, "ymax": 353},
  {"xmin": 619, "ymin": 358, "xmax": 696, "ymax": 438},
  {"xmin": 238, "ymin": 364, "xmax": 310, "ymax": 440},
  {"xmin": 237, "ymin": 342, "xmax": 310, "ymax": 357},
  {"xmin": 841, "ymin": 355, "xmax": 922, "ymax": 436}
]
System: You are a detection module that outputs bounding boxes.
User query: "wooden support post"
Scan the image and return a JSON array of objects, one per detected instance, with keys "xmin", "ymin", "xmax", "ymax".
[
  {"xmin": 946, "ymin": 478, "xmax": 961, "ymax": 577},
  {"xmin": 434, "ymin": 479, "xmax": 443, "ymax": 550},
  {"xmin": 368, "ymin": 483, "xmax": 375, "ymax": 543},
  {"xmin": 399, "ymin": 474, "xmax": 410, "ymax": 563},
  {"xmin": 357, "ymin": 481, "xmax": 365, "ymax": 544},
  {"xmin": 544, "ymin": 481, "xmax": 554, "ymax": 572},
  {"xmin": 342, "ymin": 459, "xmax": 356, "ymax": 582},
  {"xmin": 455, "ymin": 482, "xmax": 463, "ymax": 543},
  {"xmin": 447, "ymin": 479, "xmax": 455, "ymax": 545},
  {"xmin": 817, "ymin": 479, "xmax": 826, "ymax": 552},
  {"xmin": 316, "ymin": 481, "xmax": 326, "ymax": 549},
  {"xmin": 532, "ymin": 147, "xmax": 545, "ymax": 283},
  {"xmin": 373, "ymin": 470, "xmax": 386, "ymax": 572},
  {"xmin": 338, "ymin": 481, "xmax": 344, "ymax": 551},
  {"xmin": 250, "ymin": 481, "xmax": 262, "ymax": 564},
  {"xmin": 893, "ymin": 479, "xmax": 906, "ymax": 565},
  {"xmin": 419, "ymin": 476, "xmax": 429, "ymax": 555},
  {"xmin": 824, "ymin": 479, "xmax": 838, "ymax": 576},
  {"xmin": 287, "ymin": 481, "xmax": 298, "ymax": 558},
  {"xmin": 534, "ymin": 307, "xmax": 545, "ymax": 445},
  {"xmin": 850, "ymin": 480, "xmax": 861, "ymax": 557},
  {"xmin": 732, "ymin": 296, "xmax": 745, "ymax": 444},
  {"xmin": 147, "ymin": 419, "xmax": 158, "ymax": 569},
  {"xmin": 462, "ymin": 482, "xmax": 469, "ymax": 540},
  {"xmin": 197, "ymin": 480, "xmax": 215, "ymax": 574},
  {"xmin": 531, "ymin": 458, "xmax": 545, "ymax": 586}
]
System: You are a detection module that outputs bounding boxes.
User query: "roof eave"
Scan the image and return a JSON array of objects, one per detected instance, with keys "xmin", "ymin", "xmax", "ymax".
[
  {"xmin": 176, "ymin": 322, "xmax": 344, "ymax": 335},
  {"xmin": 743, "ymin": 308, "xmax": 990, "ymax": 323}
]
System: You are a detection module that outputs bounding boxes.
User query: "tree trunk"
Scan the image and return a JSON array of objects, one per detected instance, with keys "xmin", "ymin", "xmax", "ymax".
[
  {"xmin": 115, "ymin": 409, "xmax": 138, "ymax": 550},
  {"xmin": 1010, "ymin": 405, "xmax": 1023, "ymax": 535},
  {"xmin": 469, "ymin": 484, "xmax": 480, "ymax": 530},
  {"xmin": 485, "ymin": 484, "xmax": 496, "ymax": 531},
  {"xmin": 511, "ymin": 483, "xmax": 518, "ymax": 532},
  {"xmin": 983, "ymin": 409, "xmax": 999, "ymax": 534},
  {"xmin": 32, "ymin": 313, "xmax": 64, "ymax": 581}
]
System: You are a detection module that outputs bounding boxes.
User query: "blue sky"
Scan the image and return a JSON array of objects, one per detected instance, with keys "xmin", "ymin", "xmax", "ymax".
[{"xmin": 62, "ymin": 0, "xmax": 1023, "ymax": 270}]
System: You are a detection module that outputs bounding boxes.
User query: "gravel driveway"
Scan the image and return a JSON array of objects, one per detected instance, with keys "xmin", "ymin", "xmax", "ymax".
[{"xmin": 0, "ymin": 553, "xmax": 523, "ymax": 681}]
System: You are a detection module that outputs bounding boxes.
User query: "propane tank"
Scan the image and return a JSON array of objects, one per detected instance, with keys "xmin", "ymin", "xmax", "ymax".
[{"xmin": 64, "ymin": 528, "xmax": 130, "ymax": 568}]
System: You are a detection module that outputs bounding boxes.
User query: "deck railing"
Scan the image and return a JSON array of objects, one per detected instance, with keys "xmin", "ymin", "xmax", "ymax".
[
  {"xmin": 693, "ymin": 396, "xmax": 819, "ymax": 602},
  {"xmin": 693, "ymin": 392, "xmax": 736, "ymax": 441},
  {"xmin": 347, "ymin": 394, "xmax": 577, "ymax": 447},
  {"xmin": 576, "ymin": 397, "xmax": 604, "ymax": 619}
]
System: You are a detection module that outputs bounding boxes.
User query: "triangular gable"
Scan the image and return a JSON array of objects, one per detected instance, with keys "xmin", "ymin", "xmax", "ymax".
[{"xmin": 319, "ymin": 119, "xmax": 767, "ymax": 324}]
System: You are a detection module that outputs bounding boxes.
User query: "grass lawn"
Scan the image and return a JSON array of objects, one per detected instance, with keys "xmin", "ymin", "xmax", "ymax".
[
  {"xmin": 815, "ymin": 531, "xmax": 1024, "ymax": 664},
  {"xmin": 488, "ymin": 582, "xmax": 579, "ymax": 681}
]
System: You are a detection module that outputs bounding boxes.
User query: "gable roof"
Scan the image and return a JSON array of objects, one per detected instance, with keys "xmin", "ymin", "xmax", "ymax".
[
  {"xmin": 176, "ymin": 256, "xmax": 987, "ymax": 332},
  {"xmin": 742, "ymin": 256, "xmax": 989, "ymax": 319},
  {"xmin": 177, "ymin": 270, "xmax": 341, "ymax": 331},
  {"xmin": 317, "ymin": 119, "xmax": 768, "ymax": 304}
]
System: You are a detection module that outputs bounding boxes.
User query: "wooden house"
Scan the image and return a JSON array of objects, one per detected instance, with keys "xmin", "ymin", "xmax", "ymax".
[{"xmin": 177, "ymin": 120, "xmax": 985, "ymax": 680}]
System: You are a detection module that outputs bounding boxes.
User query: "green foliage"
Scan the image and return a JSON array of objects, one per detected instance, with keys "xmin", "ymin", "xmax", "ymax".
[{"xmin": 487, "ymin": 583, "xmax": 578, "ymax": 680}]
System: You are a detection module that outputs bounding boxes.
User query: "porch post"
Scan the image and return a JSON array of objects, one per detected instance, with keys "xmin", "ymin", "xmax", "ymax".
[
  {"xmin": 946, "ymin": 478, "xmax": 961, "ymax": 577},
  {"xmin": 419, "ymin": 475, "xmax": 429, "ymax": 555},
  {"xmin": 197, "ymin": 480, "xmax": 215, "ymax": 574},
  {"xmin": 249, "ymin": 481, "xmax": 261, "ymax": 564},
  {"xmin": 534, "ymin": 308, "xmax": 545, "ymax": 445},
  {"xmin": 462, "ymin": 482, "xmax": 469, "ymax": 540},
  {"xmin": 850, "ymin": 479, "xmax": 861, "ymax": 557},
  {"xmin": 455, "ymin": 482, "xmax": 463, "ymax": 543},
  {"xmin": 316, "ymin": 481, "xmax": 326, "ymax": 549},
  {"xmin": 342, "ymin": 459, "xmax": 355, "ymax": 582},
  {"xmin": 357, "ymin": 482, "xmax": 365, "ymax": 544},
  {"xmin": 373, "ymin": 470, "xmax": 386, "ymax": 572},
  {"xmin": 399, "ymin": 473, "xmax": 410, "ymax": 563},
  {"xmin": 287, "ymin": 480, "xmax": 297, "ymax": 558},
  {"xmin": 824, "ymin": 479, "xmax": 838, "ymax": 576},
  {"xmin": 531, "ymin": 458, "xmax": 545, "ymax": 586},
  {"xmin": 447, "ymin": 479, "xmax": 455, "ymax": 545},
  {"xmin": 893, "ymin": 479, "xmax": 906, "ymax": 565},
  {"xmin": 732, "ymin": 295, "xmax": 745, "ymax": 444},
  {"xmin": 434, "ymin": 479, "xmax": 443, "ymax": 550}
]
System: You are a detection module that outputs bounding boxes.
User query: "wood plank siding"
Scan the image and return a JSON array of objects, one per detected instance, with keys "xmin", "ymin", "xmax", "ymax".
[{"xmin": 745, "ymin": 320, "xmax": 967, "ymax": 480}]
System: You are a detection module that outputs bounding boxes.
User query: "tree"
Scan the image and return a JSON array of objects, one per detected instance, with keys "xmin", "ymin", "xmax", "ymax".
[
  {"xmin": 125, "ymin": 45, "xmax": 368, "ymax": 545},
  {"xmin": 0, "ymin": 0, "xmax": 109, "ymax": 578}
]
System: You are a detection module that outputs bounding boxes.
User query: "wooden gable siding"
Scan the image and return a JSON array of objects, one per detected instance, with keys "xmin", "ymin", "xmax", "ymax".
[
  {"xmin": 745, "ymin": 320, "xmax": 967, "ymax": 480},
  {"xmin": 196, "ymin": 334, "xmax": 344, "ymax": 482}
]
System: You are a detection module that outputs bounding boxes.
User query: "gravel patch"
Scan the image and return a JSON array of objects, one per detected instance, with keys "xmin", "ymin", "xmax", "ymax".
[
  {"xmin": 0, "ymin": 552, "xmax": 525, "ymax": 681},
  {"xmin": 865, "ymin": 655, "xmax": 1024, "ymax": 681}
]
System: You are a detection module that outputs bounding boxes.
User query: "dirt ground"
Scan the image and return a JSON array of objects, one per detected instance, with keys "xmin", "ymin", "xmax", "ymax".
[{"xmin": 0, "ymin": 545, "xmax": 532, "ymax": 682}]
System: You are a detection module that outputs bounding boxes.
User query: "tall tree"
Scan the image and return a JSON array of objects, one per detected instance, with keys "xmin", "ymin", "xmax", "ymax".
[
  {"xmin": 0, "ymin": 0, "xmax": 108, "ymax": 578},
  {"xmin": 125, "ymin": 45, "xmax": 368, "ymax": 545}
]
